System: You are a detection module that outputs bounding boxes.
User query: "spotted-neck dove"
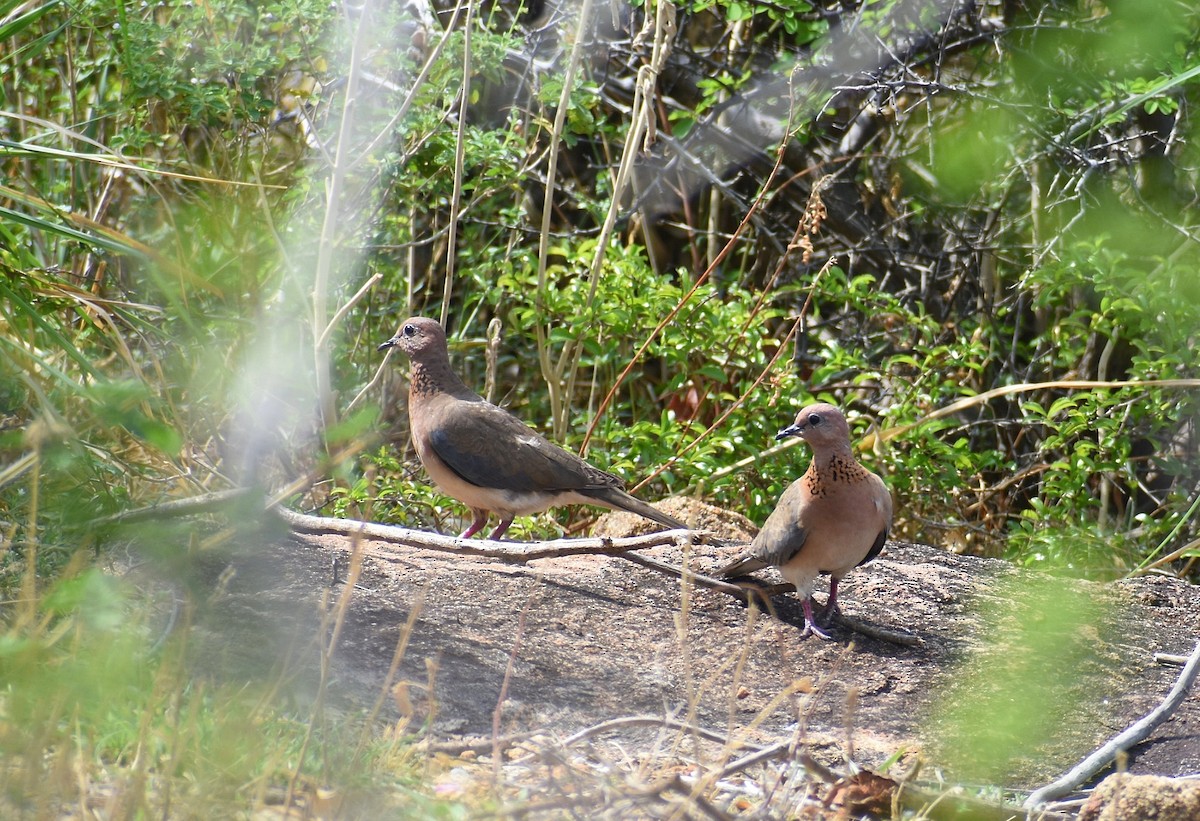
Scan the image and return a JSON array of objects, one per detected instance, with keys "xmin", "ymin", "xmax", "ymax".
[
  {"xmin": 379, "ymin": 317, "xmax": 687, "ymax": 540},
  {"xmin": 721, "ymin": 402, "xmax": 892, "ymax": 639}
]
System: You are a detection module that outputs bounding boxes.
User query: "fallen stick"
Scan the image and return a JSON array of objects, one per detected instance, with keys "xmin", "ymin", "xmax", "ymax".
[
  {"xmin": 275, "ymin": 505, "xmax": 695, "ymax": 562},
  {"xmin": 617, "ymin": 551, "xmax": 787, "ymax": 601},
  {"xmin": 96, "ymin": 487, "xmax": 259, "ymax": 524},
  {"xmin": 831, "ymin": 612, "xmax": 924, "ymax": 648},
  {"xmin": 107, "ymin": 497, "xmax": 922, "ymax": 646},
  {"xmin": 1023, "ymin": 639, "xmax": 1200, "ymax": 809},
  {"xmin": 1154, "ymin": 652, "xmax": 1189, "ymax": 666}
]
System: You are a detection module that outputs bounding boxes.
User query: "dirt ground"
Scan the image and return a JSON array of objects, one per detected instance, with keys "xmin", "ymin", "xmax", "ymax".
[{"xmin": 158, "ymin": 497, "xmax": 1200, "ymax": 815}]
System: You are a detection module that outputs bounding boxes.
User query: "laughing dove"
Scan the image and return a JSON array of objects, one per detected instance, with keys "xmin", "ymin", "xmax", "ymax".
[
  {"xmin": 379, "ymin": 317, "xmax": 687, "ymax": 539},
  {"xmin": 720, "ymin": 403, "xmax": 892, "ymax": 639}
]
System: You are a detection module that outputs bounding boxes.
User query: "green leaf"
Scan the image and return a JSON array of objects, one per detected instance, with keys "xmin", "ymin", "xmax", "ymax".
[{"xmin": 726, "ymin": 2, "xmax": 751, "ymax": 21}]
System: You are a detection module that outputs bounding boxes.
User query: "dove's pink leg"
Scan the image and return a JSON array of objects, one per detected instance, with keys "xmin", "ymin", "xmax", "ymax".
[
  {"xmin": 459, "ymin": 509, "xmax": 490, "ymax": 539},
  {"xmin": 801, "ymin": 597, "xmax": 835, "ymax": 640},
  {"xmin": 488, "ymin": 516, "xmax": 514, "ymax": 540}
]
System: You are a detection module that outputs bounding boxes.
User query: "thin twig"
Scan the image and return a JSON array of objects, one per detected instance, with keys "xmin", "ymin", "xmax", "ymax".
[
  {"xmin": 619, "ymin": 551, "xmax": 922, "ymax": 647},
  {"xmin": 663, "ymin": 776, "xmax": 737, "ymax": 821},
  {"xmin": 316, "ymin": 272, "xmax": 381, "ymax": 350},
  {"xmin": 1130, "ymin": 535, "xmax": 1200, "ymax": 577},
  {"xmin": 798, "ymin": 751, "xmax": 840, "ymax": 783},
  {"xmin": 717, "ymin": 740, "xmax": 793, "ymax": 779},
  {"xmin": 859, "ymin": 378, "xmax": 1200, "ymax": 451},
  {"xmin": 617, "ymin": 551, "xmax": 784, "ymax": 601},
  {"xmin": 557, "ymin": 714, "xmax": 737, "ymax": 751},
  {"xmin": 1024, "ymin": 639, "xmax": 1200, "ymax": 809}
]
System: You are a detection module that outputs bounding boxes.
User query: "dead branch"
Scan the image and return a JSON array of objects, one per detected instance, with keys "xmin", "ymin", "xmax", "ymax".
[
  {"xmin": 97, "ymin": 488, "xmax": 259, "ymax": 525},
  {"xmin": 620, "ymin": 551, "xmax": 922, "ymax": 647},
  {"xmin": 1024, "ymin": 639, "xmax": 1200, "ymax": 809},
  {"xmin": 830, "ymin": 612, "xmax": 924, "ymax": 648},
  {"xmin": 108, "ymin": 498, "xmax": 923, "ymax": 648},
  {"xmin": 274, "ymin": 505, "xmax": 696, "ymax": 562},
  {"xmin": 617, "ymin": 551, "xmax": 787, "ymax": 601}
]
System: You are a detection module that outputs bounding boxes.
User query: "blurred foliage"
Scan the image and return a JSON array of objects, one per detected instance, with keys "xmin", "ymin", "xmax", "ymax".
[
  {"xmin": 3, "ymin": 0, "xmax": 1200, "ymax": 811},
  {"xmin": 0, "ymin": 562, "xmax": 456, "ymax": 817},
  {"xmin": 926, "ymin": 574, "xmax": 1110, "ymax": 786}
]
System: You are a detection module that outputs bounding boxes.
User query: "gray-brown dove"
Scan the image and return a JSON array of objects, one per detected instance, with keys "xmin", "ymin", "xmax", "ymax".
[
  {"xmin": 379, "ymin": 317, "xmax": 686, "ymax": 539},
  {"xmin": 720, "ymin": 403, "xmax": 892, "ymax": 639}
]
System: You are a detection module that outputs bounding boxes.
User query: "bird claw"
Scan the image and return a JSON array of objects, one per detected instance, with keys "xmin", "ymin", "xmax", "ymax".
[
  {"xmin": 801, "ymin": 619, "xmax": 836, "ymax": 640},
  {"xmin": 801, "ymin": 597, "xmax": 836, "ymax": 640}
]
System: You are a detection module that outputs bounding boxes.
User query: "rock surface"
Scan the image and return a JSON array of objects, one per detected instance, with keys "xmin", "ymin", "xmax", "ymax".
[
  {"xmin": 1079, "ymin": 773, "xmax": 1200, "ymax": 821},
  {"xmin": 155, "ymin": 498, "xmax": 1199, "ymax": 813}
]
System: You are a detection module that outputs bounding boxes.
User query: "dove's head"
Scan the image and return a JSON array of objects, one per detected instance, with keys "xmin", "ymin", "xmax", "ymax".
[
  {"xmin": 775, "ymin": 402, "xmax": 852, "ymax": 452},
  {"xmin": 378, "ymin": 316, "xmax": 447, "ymax": 363}
]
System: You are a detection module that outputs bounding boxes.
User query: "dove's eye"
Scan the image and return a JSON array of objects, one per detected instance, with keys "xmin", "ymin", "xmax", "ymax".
[
  {"xmin": 403, "ymin": 323, "xmax": 417, "ymax": 337},
  {"xmin": 808, "ymin": 413, "xmax": 823, "ymax": 426}
]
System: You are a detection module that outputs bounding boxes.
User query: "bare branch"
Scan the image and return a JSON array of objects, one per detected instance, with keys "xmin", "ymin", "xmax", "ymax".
[
  {"xmin": 274, "ymin": 505, "xmax": 696, "ymax": 562},
  {"xmin": 1024, "ymin": 640, "xmax": 1200, "ymax": 809}
]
